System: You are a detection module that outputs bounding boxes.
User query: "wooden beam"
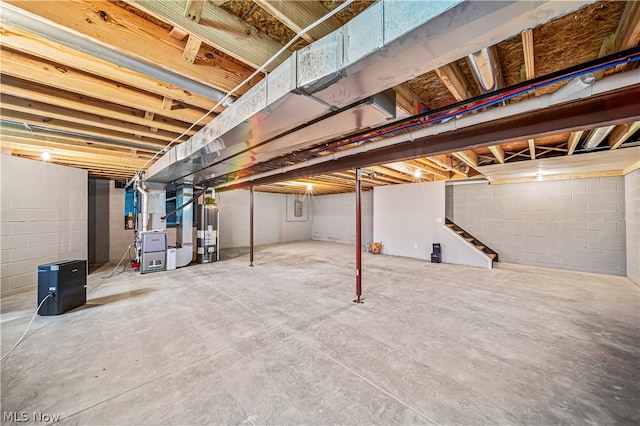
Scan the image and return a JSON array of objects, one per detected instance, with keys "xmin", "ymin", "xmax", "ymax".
[
  {"xmin": 393, "ymin": 84, "xmax": 423, "ymax": 116},
  {"xmin": 184, "ymin": 0, "xmax": 205, "ymax": 23},
  {"xmin": 0, "ymin": 22, "xmax": 220, "ymax": 112},
  {"xmin": 452, "ymin": 151, "xmax": 478, "ymax": 169},
  {"xmin": 435, "ymin": 63, "xmax": 472, "ymax": 101},
  {"xmin": 528, "ymin": 139, "xmax": 536, "ymax": 160},
  {"xmin": 488, "ymin": 145, "xmax": 505, "ymax": 164},
  {"xmin": 0, "ymin": 76, "xmax": 198, "ymax": 135},
  {"xmin": 406, "ymin": 159, "xmax": 450, "ymax": 179},
  {"xmin": 144, "ymin": 111, "xmax": 158, "ymax": 133},
  {"xmin": 567, "ymin": 130, "xmax": 584, "ymax": 155},
  {"xmin": 608, "ymin": 121, "xmax": 640, "ymax": 150},
  {"xmin": 521, "ymin": 29, "xmax": 535, "ymax": 80},
  {"xmin": 427, "ymin": 155, "xmax": 468, "ymax": 177},
  {"xmin": 0, "ymin": 48, "xmax": 211, "ymax": 125},
  {"xmin": 594, "ymin": 34, "xmax": 616, "ymax": 80},
  {"xmin": 182, "ymin": 35, "xmax": 202, "ymax": 64},
  {"xmin": 0, "ymin": 94, "xmax": 185, "ymax": 142},
  {"xmin": 169, "ymin": 26, "xmax": 188, "ymax": 40},
  {"xmin": 127, "ymin": 0, "xmax": 285, "ymax": 71},
  {"xmin": 0, "ymin": 128, "xmax": 159, "ymax": 153},
  {"xmin": 0, "ymin": 136, "xmax": 154, "ymax": 159},
  {"xmin": 1, "ymin": 142, "xmax": 148, "ymax": 168},
  {"xmin": 0, "ymin": 109, "xmax": 172, "ymax": 148},
  {"xmin": 367, "ymin": 166, "xmax": 413, "ymax": 183},
  {"xmin": 5, "ymin": 1, "xmax": 259, "ymax": 93},
  {"xmin": 490, "ymin": 170, "xmax": 625, "ymax": 185},
  {"xmin": 615, "ymin": 1, "xmax": 640, "ymax": 53}
]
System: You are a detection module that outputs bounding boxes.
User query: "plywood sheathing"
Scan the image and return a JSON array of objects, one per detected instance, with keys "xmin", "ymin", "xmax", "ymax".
[
  {"xmin": 222, "ymin": 0, "xmax": 308, "ymax": 51},
  {"xmin": 497, "ymin": 1, "xmax": 626, "ymax": 99}
]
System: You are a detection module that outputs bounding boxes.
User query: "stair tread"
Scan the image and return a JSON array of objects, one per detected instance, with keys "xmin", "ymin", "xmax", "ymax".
[
  {"xmin": 456, "ymin": 230, "xmax": 464, "ymax": 234},
  {"xmin": 465, "ymin": 237, "xmax": 474, "ymax": 242},
  {"xmin": 488, "ymin": 253, "xmax": 497, "ymax": 259},
  {"xmin": 446, "ymin": 223, "xmax": 455, "ymax": 228},
  {"xmin": 475, "ymin": 245, "xmax": 485, "ymax": 250}
]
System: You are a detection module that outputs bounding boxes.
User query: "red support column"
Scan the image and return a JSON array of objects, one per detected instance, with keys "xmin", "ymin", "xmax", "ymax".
[
  {"xmin": 250, "ymin": 186, "xmax": 254, "ymax": 267},
  {"xmin": 354, "ymin": 169, "xmax": 363, "ymax": 303}
]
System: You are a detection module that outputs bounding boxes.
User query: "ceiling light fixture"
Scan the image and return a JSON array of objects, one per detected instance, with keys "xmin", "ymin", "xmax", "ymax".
[
  {"xmin": 41, "ymin": 150, "xmax": 51, "ymax": 161},
  {"xmin": 414, "ymin": 169, "xmax": 422, "ymax": 179},
  {"xmin": 306, "ymin": 184, "xmax": 313, "ymax": 191}
]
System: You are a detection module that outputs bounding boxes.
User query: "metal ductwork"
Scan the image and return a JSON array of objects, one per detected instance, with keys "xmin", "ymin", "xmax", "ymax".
[
  {"xmin": 466, "ymin": 47, "xmax": 504, "ymax": 93},
  {"xmin": 583, "ymin": 125, "xmax": 616, "ymax": 149},
  {"xmin": 145, "ymin": 0, "xmax": 595, "ymax": 186}
]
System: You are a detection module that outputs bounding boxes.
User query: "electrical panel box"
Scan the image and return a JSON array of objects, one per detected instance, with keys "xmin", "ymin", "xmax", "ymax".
[
  {"xmin": 294, "ymin": 200, "xmax": 303, "ymax": 217},
  {"xmin": 37, "ymin": 260, "xmax": 87, "ymax": 316}
]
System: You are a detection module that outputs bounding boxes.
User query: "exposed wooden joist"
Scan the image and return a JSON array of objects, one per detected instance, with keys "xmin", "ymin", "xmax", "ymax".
[
  {"xmin": 0, "ymin": 76, "xmax": 200, "ymax": 135},
  {"xmin": 393, "ymin": 85, "xmax": 424, "ymax": 116},
  {"xmin": 452, "ymin": 151, "xmax": 478, "ymax": 169},
  {"xmin": 169, "ymin": 26, "xmax": 188, "ymax": 40},
  {"xmin": 1, "ymin": 142, "xmax": 149, "ymax": 168},
  {"xmin": 406, "ymin": 159, "xmax": 450, "ymax": 179},
  {"xmin": 5, "ymin": 0, "xmax": 259, "ymax": 94},
  {"xmin": 490, "ymin": 170, "xmax": 625, "ymax": 185},
  {"xmin": 127, "ymin": 0, "xmax": 285, "ymax": 71},
  {"xmin": 567, "ymin": 131, "xmax": 584, "ymax": 155},
  {"xmin": 0, "ymin": 109, "xmax": 171, "ymax": 148},
  {"xmin": 594, "ymin": 33, "xmax": 616, "ymax": 80},
  {"xmin": 521, "ymin": 29, "xmax": 535, "ymax": 80},
  {"xmin": 435, "ymin": 63, "xmax": 472, "ymax": 101},
  {"xmin": 253, "ymin": 0, "xmax": 341, "ymax": 44},
  {"xmin": 608, "ymin": 121, "xmax": 640, "ymax": 150},
  {"xmin": 184, "ymin": 0, "xmax": 205, "ymax": 23},
  {"xmin": 0, "ymin": 48, "xmax": 212, "ymax": 125},
  {"xmin": 0, "ymin": 94, "xmax": 186, "ymax": 142},
  {"xmin": 0, "ymin": 128, "xmax": 159, "ymax": 154},
  {"xmin": 427, "ymin": 155, "xmax": 468, "ymax": 177},
  {"xmin": 488, "ymin": 145, "xmax": 505, "ymax": 164},
  {"xmin": 0, "ymin": 136, "xmax": 154, "ymax": 160},
  {"xmin": 182, "ymin": 35, "xmax": 203, "ymax": 64},
  {"xmin": 366, "ymin": 166, "xmax": 414, "ymax": 184},
  {"xmin": 0, "ymin": 22, "xmax": 220, "ymax": 112},
  {"xmin": 615, "ymin": 1, "xmax": 640, "ymax": 53},
  {"xmin": 528, "ymin": 139, "xmax": 536, "ymax": 160}
]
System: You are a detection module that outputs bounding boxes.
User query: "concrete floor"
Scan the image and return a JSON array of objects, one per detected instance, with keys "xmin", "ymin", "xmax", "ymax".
[{"xmin": 1, "ymin": 241, "xmax": 639, "ymax": 425}]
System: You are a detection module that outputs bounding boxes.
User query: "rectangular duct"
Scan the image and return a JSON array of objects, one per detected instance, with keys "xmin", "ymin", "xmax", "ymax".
[{"xmin": 145, "ymin": 0, "xmax": 595, "ymax": 185}]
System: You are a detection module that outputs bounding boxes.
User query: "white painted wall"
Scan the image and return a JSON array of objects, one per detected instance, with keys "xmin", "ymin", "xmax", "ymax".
[
  {"xmin": 0, "ymin": 155, "xmax": 87, "ymax": 294},
  {"xmin": 311, "ymin": 192, "xmax": 373, "ymax": 245},
  {"xmin": 373, "ymin": 181, "xmax": 490, "ymax": 267},
  {"xmin": 374, "ymin": 181, "xmax": 444, "ymax": 259},
  {"xmin": 218, "ymin": 190, "xmax": 311, "ymax": 248},
  {"xmin": 108, "ymin": 183, "xmax": 134, "ymax": 262},
  {"xmin": 625, "ymin": 169, "xmax": 639, "ymax": 285}
]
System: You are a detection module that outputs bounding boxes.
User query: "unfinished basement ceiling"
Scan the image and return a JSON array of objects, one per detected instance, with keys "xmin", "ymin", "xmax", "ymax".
[{"xmin": 0, "ymin": 0, "xmax": 638, "ymax": 193}]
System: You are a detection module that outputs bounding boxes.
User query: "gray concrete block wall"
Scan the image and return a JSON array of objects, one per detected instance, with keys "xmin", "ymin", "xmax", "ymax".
[
  {"xmin": 218, "ymin": 190, "xmax": 312, "ymax": 249},
  {"xmin": 0, "ymin": 155, "xmax": 88, "ymax": 294},
  {"xmin": 625, "ymin": 169, "xmax": 639, "ymax": 284},
  {"xmin": 449, "ymin": 176, "xmax": 627, "ymax": 276},
  {"xmin": 109, "ymin": 182, "xmax": 134, "ymax": 262},
  {"xmin": 311, "ymin": 191, "xmax": 373, "ymax": 245}
]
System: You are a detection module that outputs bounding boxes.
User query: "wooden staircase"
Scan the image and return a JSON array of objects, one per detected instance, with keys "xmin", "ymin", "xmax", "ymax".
[{"xmin": 445, "ymin": 218, "xmax": 499, "ymax": 263}]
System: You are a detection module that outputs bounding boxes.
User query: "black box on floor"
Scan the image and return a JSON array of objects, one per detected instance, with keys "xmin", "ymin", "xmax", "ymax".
[
  {"xmin": 432, "ymin": 243, "xmax": 441, "ymax": 254},
  {"xmin": 37, "ymin": 260, "xmax": 87, "ymax": 316},
  {"xmin": 431, "ymin": 253, "xmax": 441, "ymax": 263}
]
